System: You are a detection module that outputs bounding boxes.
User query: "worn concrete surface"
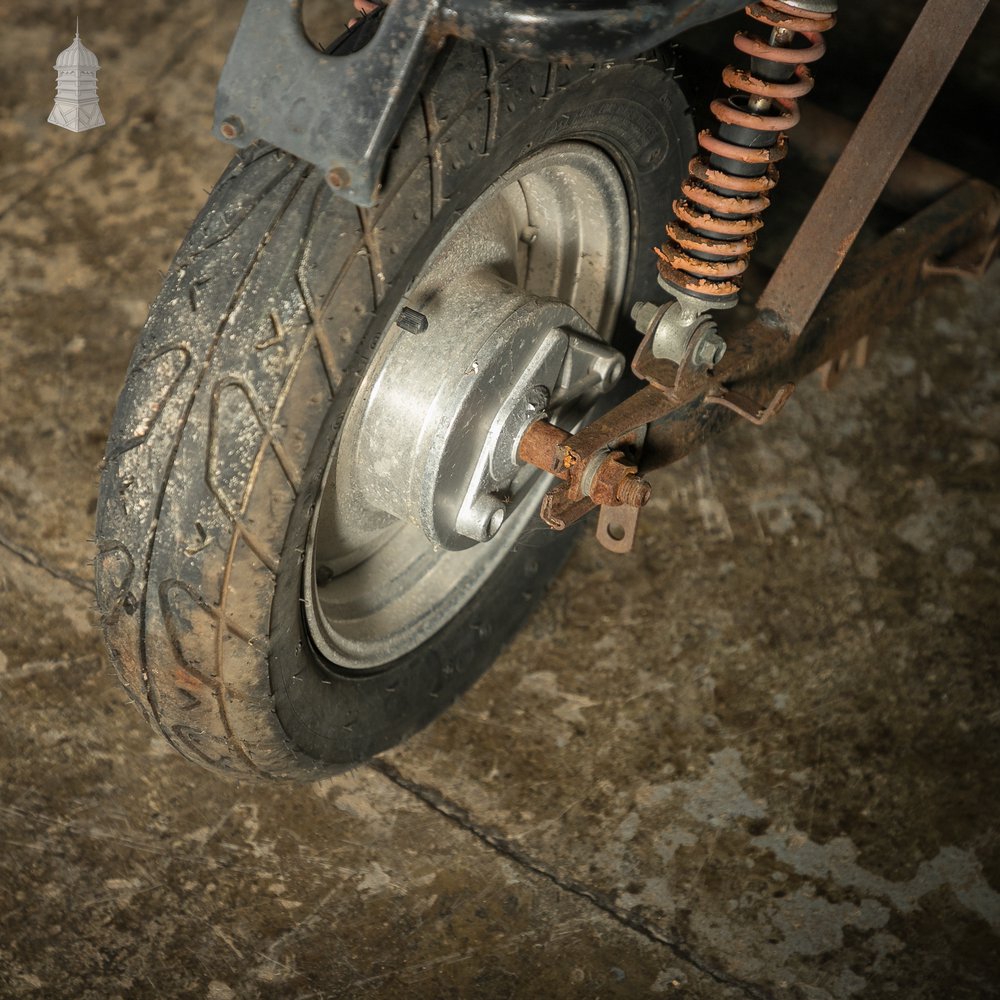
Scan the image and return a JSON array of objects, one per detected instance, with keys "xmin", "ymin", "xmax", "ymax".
[{"xmin": 2, "ymin": 1, "xmax": 999, "ymax": 997}]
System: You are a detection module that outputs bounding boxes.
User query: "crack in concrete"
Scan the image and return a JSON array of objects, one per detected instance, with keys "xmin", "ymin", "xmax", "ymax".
[
  {"xmin": 370, "ymin": 759, "xmax": 775, "ymax": 1000},
  {"xmin": 0, "ymin": 530, "xmax": 94, "ymax": 595}
]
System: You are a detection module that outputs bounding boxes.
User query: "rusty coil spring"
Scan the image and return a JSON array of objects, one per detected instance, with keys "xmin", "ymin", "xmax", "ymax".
[{"xmin": 656, "ymin": 0, "xmax": 837, "ymax": 302}]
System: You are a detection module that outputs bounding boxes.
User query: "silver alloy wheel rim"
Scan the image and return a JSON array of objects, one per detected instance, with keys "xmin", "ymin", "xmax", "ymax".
[{"xmin": 303, "ymin": 143, "xmax": 630, "ymax": 670}]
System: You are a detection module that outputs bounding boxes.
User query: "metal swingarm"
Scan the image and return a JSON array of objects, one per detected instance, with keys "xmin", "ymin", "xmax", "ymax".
[{"xmin": 519, "ymin": 0, "xmax": 1000, "ymax": 552}]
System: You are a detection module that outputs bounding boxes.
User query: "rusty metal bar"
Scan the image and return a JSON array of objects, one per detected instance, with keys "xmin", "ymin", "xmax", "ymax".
[
  {"xmin": 787, "ymin": 181, "xmax": 1000, "ymax": 376},
  {"xmin": 756, "ymin": 0, "xmax": 990, "ymax": 340}
]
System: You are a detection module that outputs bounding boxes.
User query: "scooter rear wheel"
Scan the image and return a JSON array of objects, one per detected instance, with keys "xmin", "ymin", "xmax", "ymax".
[{"xmin": 95, "ymin": 42, "xmax": 691, "ymax": 780}]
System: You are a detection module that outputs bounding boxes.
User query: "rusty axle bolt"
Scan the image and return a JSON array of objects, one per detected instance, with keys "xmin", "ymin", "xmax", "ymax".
[
  {"xmin": 517, "ymin": 420, "xmax": 571, "ymax": 477},
  {"xmin": 616, "ymin": 473, "xmax": 652, "ymax": 507},
  {"xmin": 519, "ymin": 420, "xmax": 653, "ymax": 509}
]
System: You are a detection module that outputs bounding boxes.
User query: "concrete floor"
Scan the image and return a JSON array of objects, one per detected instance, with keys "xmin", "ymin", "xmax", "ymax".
[{"xmin": 2, "ymin": 2, "xmax": 999, "ymax": 998}]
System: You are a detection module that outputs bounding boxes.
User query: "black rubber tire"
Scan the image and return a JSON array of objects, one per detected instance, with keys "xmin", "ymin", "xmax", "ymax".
[{"xmin": 95, "ymin": 41, "xmax": 692, "ymax": 781}]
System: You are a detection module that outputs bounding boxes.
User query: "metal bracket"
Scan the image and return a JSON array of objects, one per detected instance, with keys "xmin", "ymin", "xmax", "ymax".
[
  {"xmin": 922, "ymin": 232, "xmax": 1000, "ymax": 280},
  {"xmin": 214, "ymin": 0, "xmax": 443, "ymax": 207},
  {"xmin": 211, "ymin": 0, "xmax": 750, "ymax": 207},
  {"xmin": 594, "ymin": 423, "xmax": 648, "ymax": 553},
  {"xmin": 754, "ymin": 0, "xmax": 992, "ymax": 339},
  {"xmin": 597, "ymin": 504, "xmax": 643, "ymax": 554},
  {"xmin": 704, "ymin": 383, "xmax": 795, "ymax": 426},
  {"xmin": 528, "ymin": 423, "xmax": 650, "ymax": 550},
  {"xmin": 818, "ymin": 335, "xmax": 871, "ymax": 392}
]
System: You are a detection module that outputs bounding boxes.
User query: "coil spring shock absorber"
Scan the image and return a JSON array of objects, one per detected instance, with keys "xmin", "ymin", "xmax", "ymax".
[{"xmin": 654, "ymin": 0, "xmax": 838, "ymax": 308}]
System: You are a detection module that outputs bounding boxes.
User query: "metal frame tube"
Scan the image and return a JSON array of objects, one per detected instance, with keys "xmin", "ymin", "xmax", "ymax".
[{"xmin": 756, "ymin": 0, "xmax": 991, "ymax": 339}]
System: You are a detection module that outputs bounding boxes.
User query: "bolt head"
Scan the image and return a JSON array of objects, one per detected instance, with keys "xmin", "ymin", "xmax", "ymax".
[
  {"xmin": 220, "ymin": 116, "xmax": 243, "ymax": 140},
  {"xmin": 327, "ymin": 166, "xmax": 351, "ymax": 190}
]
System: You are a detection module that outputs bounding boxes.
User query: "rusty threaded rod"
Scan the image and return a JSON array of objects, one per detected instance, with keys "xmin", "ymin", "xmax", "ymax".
[{"xmin": 519, "ymin": 420, "xmax": 653, "ymax": 509}]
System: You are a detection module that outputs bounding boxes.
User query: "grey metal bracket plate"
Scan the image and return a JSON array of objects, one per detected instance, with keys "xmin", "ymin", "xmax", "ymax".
[
  {"xmin": 211, "ymin": 0, "xmax": 749, "ymax": 207},
  {"xmin": 213, "ymin": 0, "xmax": 442, "ymax": 207}
]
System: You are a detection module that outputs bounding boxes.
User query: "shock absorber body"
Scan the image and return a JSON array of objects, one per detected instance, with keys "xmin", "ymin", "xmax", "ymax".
[{"xmin": 651, "ymin": 0, "xmax": 838, "ymax": 320}]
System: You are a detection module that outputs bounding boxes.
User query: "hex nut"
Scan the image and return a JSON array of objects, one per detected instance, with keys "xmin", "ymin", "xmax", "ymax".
[
  {"xmin": 691, "ymin": 327, "xmax": 727, "ymax": 368},
  {"xmin": 630, "ymin": 300, "xmax": 660, "ymax": 335},
  {"xmin": 586, "ymin": 453, "xmax": 646, "ymax": 507}
]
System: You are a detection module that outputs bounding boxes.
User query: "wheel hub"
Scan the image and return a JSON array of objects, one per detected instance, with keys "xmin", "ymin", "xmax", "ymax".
[{"xmin": 347, "ymin": 270, "xmax": 623, "ymax": 549}]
